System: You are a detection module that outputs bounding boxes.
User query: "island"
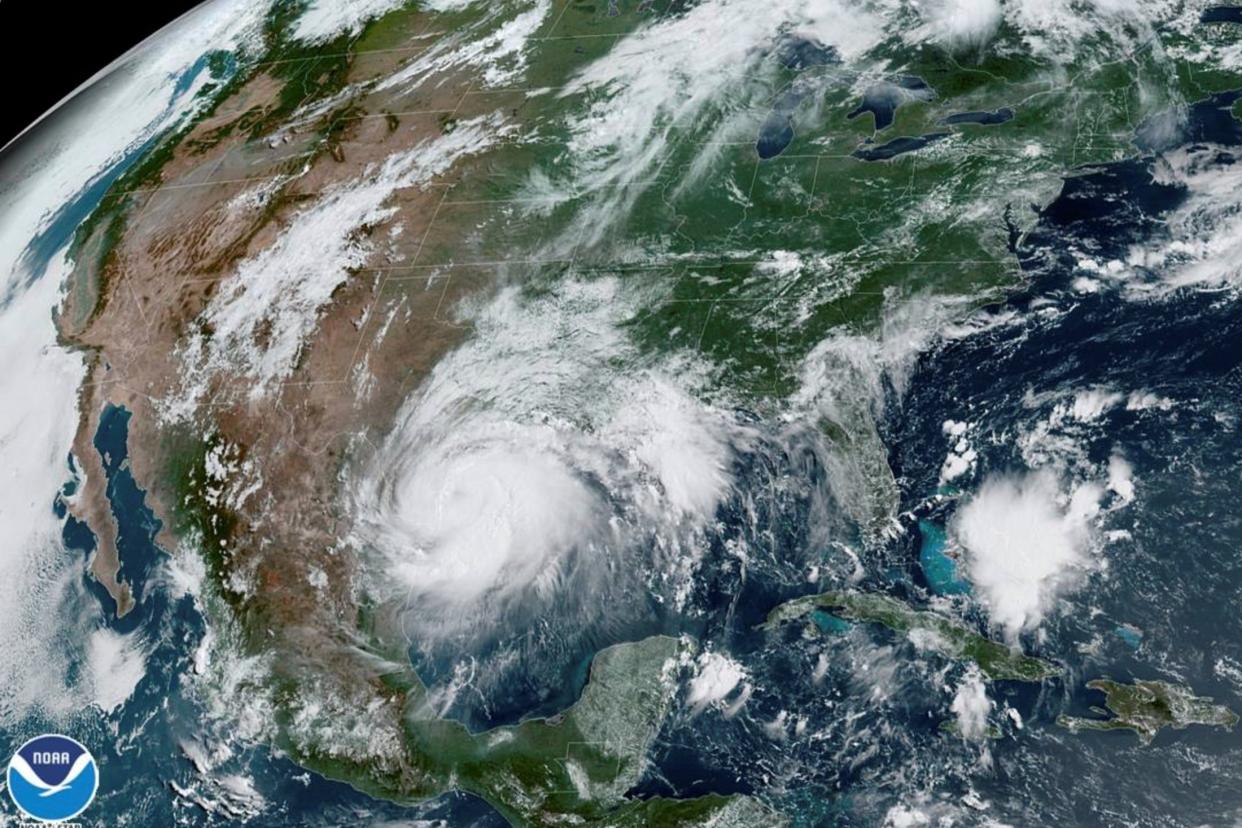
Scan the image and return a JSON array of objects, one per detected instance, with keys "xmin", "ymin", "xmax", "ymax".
[
  {"xmin": 1057, "ymin": 679, "xmax": 1240, "ymax": 745},
  {"xmin": 762, "ymin": 591, "xmax": 1061, "ymax": 682}
]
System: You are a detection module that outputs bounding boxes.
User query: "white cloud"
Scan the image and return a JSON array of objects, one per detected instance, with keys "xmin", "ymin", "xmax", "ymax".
[
  {"xmin": 1069, "ymin": 389, "xmax": 1124, "ymax": 422},
  {"xmin": 293, "ymin": 0, "xmax": 409, "ymax": 43},
  {"xmin": 378, "ymin": 0, "xmax": 552, "ymax": 93},
  {"xmin": 950, "ymin": 666, "xmax": 993, "ymax": 739},
  {"xmin": 0, "ymin": 258, "xmax": 86, "ymax": 720},
  {"xmin": 687, "ymin": 651, "xmax": 749, "ymax": 713},
  {"xmin": 87, "ymin": 628, "xmax": 148, "ymax": 713},
  {"xmin": 1017, "ymin": 386, "xmax": 1137, "ymax": 470},
  {"xmin": 348, "ymin": 278, "xmax": 746, "ymax": 629},
  {"xmin": 939, "ymin": 421, "xmax": 978, "ymax": 484},
  {"xmin": 921, "ymin": 0, "xmax": 1003, "ymax": 49},
  {"xmin": 1125, "ymin": 146, "xmax": 1242, "ymax": 293},
  {"xmin": 952, "ymin": 470, "xmax": 1102, "ymax": 638},
  {"xmin": 884, "ymin": 804, "xmax": 932, "ymax": 827},
  {"xmin": 905, "ymin": 0, "xmax": 1173, "ymax": 58},
  {"xmin": 941, "ymin": 451, "xmax": 976, "ymax": 483},
  {"xmin": 603, "ymin": 377, "xmax": 735, "ymax": 518},
  {"xmin": 369, "ymin": 418, "xmax": 605, "ymax": 605},
  {"xmin": 1125, "ymin": 391, "xmax": 1174, "ymax": 411},
  {"xmin": 1005, "ymin": 0, "xmax": 1158, "ymax": 53},
  {"xmin": 1107, "ymin": 454, "xmax": 1135, "ymax": 505},
  {"xmin": 0, "ymin": 0, "xmax": 270, "ymax": 724},
  {"xmin": 165, "ymin": 115, "xmax": 507, "ymax": 415},
  {"xmin": 549, "ymin": 0, "xmax": 884, "ymax": 249}
]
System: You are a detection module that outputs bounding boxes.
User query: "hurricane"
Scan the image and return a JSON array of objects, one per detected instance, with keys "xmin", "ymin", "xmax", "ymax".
[{"xmin": 3, "ymin": 0, "xmax": 1242, "ymax": 825}]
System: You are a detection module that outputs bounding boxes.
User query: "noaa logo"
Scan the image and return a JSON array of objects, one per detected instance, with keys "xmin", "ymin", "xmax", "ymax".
[{"xmin": 6, "ymin": 735, "xmax": 97, "ymax": 823}]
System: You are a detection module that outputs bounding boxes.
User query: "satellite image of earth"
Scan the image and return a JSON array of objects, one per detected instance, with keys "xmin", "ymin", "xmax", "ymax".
[{"xmin": 4, "ymin": 0, "xmax": 1242, "ymax": 824}]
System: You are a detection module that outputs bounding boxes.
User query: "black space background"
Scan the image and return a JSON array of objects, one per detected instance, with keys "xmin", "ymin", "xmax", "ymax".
[{"xmin": 0, "ymin": 0, "xmax": 205, "ymax": 149}]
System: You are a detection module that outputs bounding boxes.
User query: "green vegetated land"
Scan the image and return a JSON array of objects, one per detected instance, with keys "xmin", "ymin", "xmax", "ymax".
[
  {"xmin": 290, "ymin": 634, "xmax": 784, "ymax": 826},
  {"xmin": 1057, "ymin": 679, "xmax": 1240, "ymax": 744},
  {"xmin": 68, "ymin": 0, "xmax": 1242, "ymax": 823},
  {"xmin": 763, "ymin": 590, "xmax": 1061, "ymax": 682}
]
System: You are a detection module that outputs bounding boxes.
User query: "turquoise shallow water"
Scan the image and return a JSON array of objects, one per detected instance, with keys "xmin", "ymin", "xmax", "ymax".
[
  {"xmin": 1116, "ymin": 625, "xmax": 1144, "ymax": 649},
  {"xmin": 917, "ymin": 519, "xmax": 970, "ymax": 596},
  {"xmin": 810, "ymin": 610, "xmax": 853, "ymax": 635},
  {"xmin": 8, "ymin": 6, "xmax": 1242, "ymax": 826}
]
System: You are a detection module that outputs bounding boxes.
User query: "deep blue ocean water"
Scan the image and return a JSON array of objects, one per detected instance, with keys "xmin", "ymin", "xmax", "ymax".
[
  {"xmin": 48, "ymin": 88, "xmax": 1242, "ymax": 828},
  {"xmin": 7, "ymin": 23, "xmax": 1242, "ymax": 828},
  {"xmin": 633, "ymin": 79, "xmax": 1242, "ymax": 827},
  {"xmin": 37, "ymin": 403, "xmax": 508, "ymax": 825},
  {"xmin": 0, "ymin": 52, "xmax": 512, "ymax": 827}
]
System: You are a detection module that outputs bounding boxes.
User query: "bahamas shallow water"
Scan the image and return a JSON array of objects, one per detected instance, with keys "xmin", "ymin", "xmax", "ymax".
[
  {"xmin": 11, "ymin": 30, "xmax": 1242, "ymax": 828},
  {"xmin": 865, "ymin": 98, "xmax": 1242, "ymax": 825},
  {"xmin": 613, "ymin": 87, "xmax": 1242, "ymax": 826}
]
